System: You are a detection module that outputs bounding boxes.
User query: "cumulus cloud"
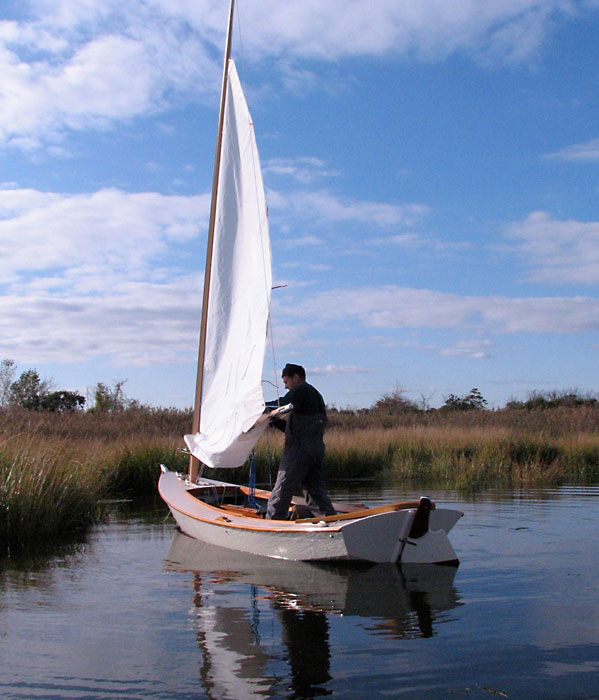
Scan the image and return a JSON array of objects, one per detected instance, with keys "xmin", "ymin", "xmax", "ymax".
[
  {"xmin": 0, "ymin": 182, "xmax": 426, "ymax": 366},
  {"xmin": 235, "ymin": 0, "xmax": 591, "ymax": 62},
  {"xmin": 0, "ymin": 4, "xmax": 215, "ymax": 149},
  {"xmin": 272, "ymin": 190, "xmax": 429, "ymax": 229},
  {"xmin": 2, "ymin": 0, "xmax": 596, "ymax": 149},
  {"xmin": 504, "ymin": 211, "xmax": 599, "ymax": 285},
  {"xmin": 297, "ymin": 285, "xmax": 599, "ymax": 334},
  {"xmin": 0, "ymin": 277, "xmax": 202, "ymax": 365},
  {"xmin": 0, "ymin": 187, "xmax": 208, "ymax": 282},
  {"xmin": 0, "ymin": 187, "xmax": 210, "ymax": 364}
]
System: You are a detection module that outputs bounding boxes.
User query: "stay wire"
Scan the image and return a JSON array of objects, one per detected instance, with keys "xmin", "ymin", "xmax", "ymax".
[
  {"xmin": 235, "ymin": 1, "xmax": 281, "ymax": 397},
  {"xmin": 235, "ymin": 2, "xmax": 279, "ymax": 490}
]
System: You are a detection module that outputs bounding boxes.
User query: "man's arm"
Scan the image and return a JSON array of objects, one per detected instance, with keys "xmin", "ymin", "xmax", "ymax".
[
  {"xmin": 261, "ymin": 402, "xmax": 293, "ymax": 432},
  {"xmin": 265, "ymin": 389, "xmax": 294, "ymax": 411}
]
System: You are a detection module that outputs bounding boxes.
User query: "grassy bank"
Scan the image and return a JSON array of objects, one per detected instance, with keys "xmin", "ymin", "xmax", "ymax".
[
  {"xmin": 0, "ymin": 440, "xmax": 102, "ymax": 553},
  {"xmin": 1, "ymin": 404, "xmax": 599, "ymax": 552},
  {"xmin": 323, "ymin": 425, "xmax": 599, "ymax": 490}
]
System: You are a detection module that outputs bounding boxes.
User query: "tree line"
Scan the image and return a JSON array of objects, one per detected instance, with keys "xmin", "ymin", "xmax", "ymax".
[
  {"xmin": 0, "ymin": 359, "xmax": 137, "ymax": 413},
  {"xmin": 336, "ymin": 386, "xmax": 598, "ymax": 416},
  {"xmin": 2, "ymin": 358, "xmax": 597, "ymax": 415}
]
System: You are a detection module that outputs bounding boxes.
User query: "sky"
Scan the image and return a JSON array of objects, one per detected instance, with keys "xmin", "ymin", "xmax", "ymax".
[{"xmin": 1, "ymin": 0, "xmax": 599, "ymax": 411}]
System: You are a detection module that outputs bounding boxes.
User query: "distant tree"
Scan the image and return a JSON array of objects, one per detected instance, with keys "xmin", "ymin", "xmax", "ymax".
[
  {"xmin": 92, "ymin": 379, "xmax": 130, "ymax": 412},
  {"xmin": 373, "ymin": 388, "xmax": 420, "ymax": 414},
  {"xmin": 506, "ymin": 389, "xmax": 597, "ymax": 410},
  {"xmin": 40, "ymin": 390, "xmax": 86, "ymax": 413},
  {"xmin": 0, "ymin": 359, "xmax": 17, "ymax": 408},
  {"xmin": 466, "ymin": 388, "xmax": 488, "ymax": 410},
  {"xmin": 442, "ymin": 388, "xmax": 488, "ymax": 411},
  {"xmin": 9, "ymin": 369, "xmax": 53, "ymax": 409}
]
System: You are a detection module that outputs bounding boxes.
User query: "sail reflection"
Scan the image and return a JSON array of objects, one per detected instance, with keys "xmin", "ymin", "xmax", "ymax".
[{"xmin": 165, "ymin": 531, "xmax": 461, "ymax": 698}]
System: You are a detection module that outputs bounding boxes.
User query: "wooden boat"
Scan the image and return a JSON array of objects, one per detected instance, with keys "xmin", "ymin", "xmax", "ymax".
[{"xmin": 158, "ymin": 0, "xmax": 462, "ymax": 564}]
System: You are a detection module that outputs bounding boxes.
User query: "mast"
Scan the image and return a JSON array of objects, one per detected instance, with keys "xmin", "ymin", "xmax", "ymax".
[{"xmin": 189, "ymin": 0, "xmax": 235, "ymax": 482}]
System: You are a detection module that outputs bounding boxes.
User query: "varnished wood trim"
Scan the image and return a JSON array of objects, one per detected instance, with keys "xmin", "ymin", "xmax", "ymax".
[{"xmin": 295, "ymin": 499, "xmax": 434, "ymax": 524}]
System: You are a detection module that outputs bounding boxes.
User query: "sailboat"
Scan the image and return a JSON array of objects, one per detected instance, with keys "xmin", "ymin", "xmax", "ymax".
[{"xmin": 158, "ymin": 0, "xmax": 462, "ymax": 564}]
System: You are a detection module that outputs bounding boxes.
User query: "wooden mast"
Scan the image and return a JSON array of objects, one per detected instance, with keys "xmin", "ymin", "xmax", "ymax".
[{"xmin": 189, "ymin": 0, "xmax": 235, "ymax": 482}]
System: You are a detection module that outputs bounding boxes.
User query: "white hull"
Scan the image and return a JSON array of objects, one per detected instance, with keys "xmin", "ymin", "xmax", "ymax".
[
  {"xmin": 158, "ymin": 466, "xmax": 462, "ymax": 565},
  {"xmin": 165, "ymin": 530, "xmax": 461, "ymax": 619}
]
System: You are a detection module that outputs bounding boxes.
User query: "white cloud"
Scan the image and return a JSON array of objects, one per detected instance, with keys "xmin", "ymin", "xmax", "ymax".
[
  {"xmin": 272, "ymin": 190, "xmax": 429, "ymax": 229},
  {"xmin": 373, "ymin": 232, "xmax": 423, "ymax": 247},
  {"xmin": 263, "ymin": 157, "xmax": 340, "ymax": 184},
  {"xmin": 0, "ymin": 187, "xmax": 208, "ymax": 283},
  {"xmin": 2, "ymin": 185, "xmax": 598, "ymax": 370},
  {"xmin": 438, "ymin": 339, "xmax": 494, "ymax": 359},
  {"xmin": 2, "ymin": 0, "xmax": 596, "ymax": 149},
  {"xmin": 0, "ymin": 5, "xmax": 215, "ymax": 149},
  {"xmin": 298, "ymin": 285, "xmax": 599, "ymax": 334},
  {"xmin": 544, "ymin": 138, "xmax": 599, "ymax": 162},
  {"xmin": 282, "ymin": 261, "xmax": 331, "ymax": 272},
  {"xmin": 504, "ymin": 211, "xmax": 599, "ymax": 285},
  {"xmin": 0, "ymin": 187, "xmax": 210, "ymax": 365},
  {"xmin": 371, "ymin": 231, "xmax": 471, "ymax": 252},
  {"xmin": 284, "ymin": 235, "xmax": 323, "ymax": 248},
  {"xmin": 1, "ymin": 35, "xmax": 154, "ymax": 146},
  {"xmin": 0, "ymin": 277, "xmax": 201, "ymax": 365},
  {"xmin": 310, "ymin": 364, "xmax": 366, "ymax": 376},
  {"xmin": 234, "ymin": 0, "xmax": 590, "ymax": 62}
]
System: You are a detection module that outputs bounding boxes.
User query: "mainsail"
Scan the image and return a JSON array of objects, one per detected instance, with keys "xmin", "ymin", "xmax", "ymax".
[{"xmin": 185, "ymin": 59, "xmax": 272, "ymax": 468}]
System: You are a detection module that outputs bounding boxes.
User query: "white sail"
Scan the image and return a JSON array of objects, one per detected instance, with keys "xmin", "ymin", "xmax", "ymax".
[{"xmin": 185, "ymin": 59, "xmax": 272, "ymax": 468}]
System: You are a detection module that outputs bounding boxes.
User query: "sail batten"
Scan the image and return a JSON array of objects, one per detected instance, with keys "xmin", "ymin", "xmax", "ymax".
[{"xmin": 185, "ymin": 59, "xmax": 272, "ymax": 469}]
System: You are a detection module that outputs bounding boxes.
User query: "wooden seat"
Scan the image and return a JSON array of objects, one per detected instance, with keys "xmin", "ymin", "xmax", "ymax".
[
  {"xmin": 294, "ymin": 499, "xmax": 433, "ymax": 524},
  {"xmin": 217, "ymin": 503, "xmax": 264, "ymax": 518}
]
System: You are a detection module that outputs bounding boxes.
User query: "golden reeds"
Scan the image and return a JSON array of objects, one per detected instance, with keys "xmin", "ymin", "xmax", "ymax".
[
  {"xmin": 1, "ymin": 404, "xmax": 598, "ymax": 551},
  {"xmin": 0, "ymin": 437, "xmax": 103, "ymax": 553},
  {"xmin": 323, "ymin": 424, "xmax": 599, "ymax": 489}
]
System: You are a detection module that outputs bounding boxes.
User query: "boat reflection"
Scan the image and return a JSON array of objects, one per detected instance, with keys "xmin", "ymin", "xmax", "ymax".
[{"xmin": 165, "ymin": 531, "xmax": 462, "ymax": 698}]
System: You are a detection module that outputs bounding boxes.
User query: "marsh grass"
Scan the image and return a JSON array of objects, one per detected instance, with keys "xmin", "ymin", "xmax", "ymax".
[
  {"xmin": 0, "ymin": 439, "xmax": 104, "ymax": 553},
  {"xmin": 1, "ymin": 404, "xmax": 599, "ymax": 551},
  {"xmin": 252, "ymin": 419, "xmax": 599, "ymax": 492},
  {"xmin": 324, "ymin": 425, "xmax": 599, "ymax": 491}
]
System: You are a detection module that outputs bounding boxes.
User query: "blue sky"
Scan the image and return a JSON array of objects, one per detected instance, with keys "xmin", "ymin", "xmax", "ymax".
[{"xmin": 1, "ymin": 0, "xmax": 599, "ymax": 410}]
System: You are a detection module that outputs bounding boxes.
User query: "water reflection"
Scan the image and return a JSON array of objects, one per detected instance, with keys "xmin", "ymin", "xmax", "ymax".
[
  {"xmin": 165, "ymin": 531, "xmax": 462, "ymax": 698},
  {"xmin": 3, "ymin": 487, "xmax": 598, "ymax": 699}
]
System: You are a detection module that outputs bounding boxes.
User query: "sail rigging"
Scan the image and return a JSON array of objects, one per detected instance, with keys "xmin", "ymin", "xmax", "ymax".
[{"xmin": 184, "ymin": 59, "xmax": 272, "ymax": 469}]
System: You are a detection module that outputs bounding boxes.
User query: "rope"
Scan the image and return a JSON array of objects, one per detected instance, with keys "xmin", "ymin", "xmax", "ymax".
[{"xmin": 247, "ymin": 451, "xmax": 259, "ymax": 507}]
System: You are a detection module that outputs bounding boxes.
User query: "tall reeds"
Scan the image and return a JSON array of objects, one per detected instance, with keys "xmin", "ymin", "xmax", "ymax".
[
  {"xmin": 0, "ymin": 409, "xmax": 189, "ymax": 554},
  {"xmin": 323, "ymin": 424, "xmax": 599, "ymax": 490},
  {"xmin": 0, "ymin": 438, "xmax": 104, "ymax": 553},
  {"xmin": 1, "ymin": 403, "xmax": 599, "ymax": 552}
]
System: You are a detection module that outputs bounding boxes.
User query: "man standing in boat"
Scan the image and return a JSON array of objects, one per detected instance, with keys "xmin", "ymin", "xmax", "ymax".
[{"xmin": 265, "ymin": 363, "xmax": 336, "ymax": 520}]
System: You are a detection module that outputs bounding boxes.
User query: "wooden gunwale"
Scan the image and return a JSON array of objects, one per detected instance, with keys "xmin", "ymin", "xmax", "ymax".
[
  {"xmin": 295, "ymin": 499, "xmax": 435, "ymax": 524},
  {"xmin": 173, "ymin": 490, "xmax": 431, "ymax": 532},
  {"xmin": 172, "ymin": 488, "xmax": 344, "ymax": 533}
]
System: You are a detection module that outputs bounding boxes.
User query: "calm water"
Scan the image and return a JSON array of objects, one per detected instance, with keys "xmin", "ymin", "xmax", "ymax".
[{"xmin": 1, "ymin": 485, "xmax": 599, "ymax": 699}]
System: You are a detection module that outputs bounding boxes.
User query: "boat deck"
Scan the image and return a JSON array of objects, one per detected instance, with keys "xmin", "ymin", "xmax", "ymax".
[{"xmin": 184, "ymin": 477, "xmax": 429, "ymax": 524}]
